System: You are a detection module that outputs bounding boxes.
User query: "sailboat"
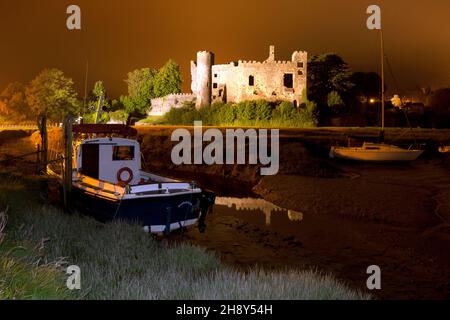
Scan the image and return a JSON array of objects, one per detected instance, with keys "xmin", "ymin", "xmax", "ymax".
[{"xmin": 330, "ymin": 29, "xmax": 424, "ymax": 162}]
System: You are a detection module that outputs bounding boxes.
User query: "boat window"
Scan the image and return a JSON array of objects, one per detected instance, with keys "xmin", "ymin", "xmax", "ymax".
[
  {"xmin": 366, "ymin": 147, "xmax": 380, "ymax": 150},
  {"xmin": 113, "ymin": 146, "xmax": 135, "ymax": 161}
]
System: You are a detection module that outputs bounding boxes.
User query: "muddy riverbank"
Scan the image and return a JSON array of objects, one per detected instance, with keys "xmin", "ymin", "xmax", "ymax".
[
  {"xmin": 8, "ymin": 127, "xmax": 450, "ymax": 299},
  {"xmin": 134, "ymin": 127, "xmax": 450, "ymax": 299}
]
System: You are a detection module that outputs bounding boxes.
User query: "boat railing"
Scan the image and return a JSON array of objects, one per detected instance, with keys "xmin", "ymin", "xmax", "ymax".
[
  {"xmin": 73, "ymin": 173, "xmax": 196, "ymax": 196},
  {"xmin": 130, "ymin": 182, "xmax": 194, "ymax": 194}
]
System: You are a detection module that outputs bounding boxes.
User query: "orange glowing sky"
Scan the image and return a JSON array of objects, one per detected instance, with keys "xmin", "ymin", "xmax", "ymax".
[{"xmin": 1, "ymin": 0, "xmax": 449, "ymax": 97}]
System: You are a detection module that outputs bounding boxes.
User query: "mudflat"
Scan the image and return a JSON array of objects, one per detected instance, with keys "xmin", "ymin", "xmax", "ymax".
[{"xmin": 4, "ymin": 127, "xmax": 450, "ymax": 299}]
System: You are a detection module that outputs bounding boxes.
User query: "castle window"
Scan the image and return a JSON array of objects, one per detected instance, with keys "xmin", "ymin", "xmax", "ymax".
[
  {"xmin": 249, "ymin": 75, "xmax": 254, "ymax": 87},
  {"xmin": 214, "ymin": 74, "xmax": 217, "ymax": 78},
  {"xmin": 297, "ymin": 62, "xmax": 304, "ymax": 68},
  {"xmin": 298, "ymin": 70, "xmax": 303, "ymax": 76},
  {"xmin": 213, "ymin": 83, "xmax": 218, "ymax": 89},
  {"xmin": 283, "ymin": 74, "xmax": 293, "ymax": 89}
]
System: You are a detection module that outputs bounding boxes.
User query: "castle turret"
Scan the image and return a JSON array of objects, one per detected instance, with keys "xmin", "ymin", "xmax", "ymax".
[
  {"xmin": 268, "ymin": 45, "xmax": 275, "ymax": 61},
  {"xmin": 195, "ymin": 51, "xmax": 214, "ymax": 108}
]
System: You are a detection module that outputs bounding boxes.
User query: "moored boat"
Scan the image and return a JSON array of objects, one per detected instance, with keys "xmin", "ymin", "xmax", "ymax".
[
  {"xmin": 47, "ymin": 125, "xmax": 215, "ymax": 234},
  {"xmin": 329, "ymin": 26, "xmax": 424, "ymax": 163},
  {"xmin": 330, "ymin": 142, "xmax": 424, "ymax": 162}
]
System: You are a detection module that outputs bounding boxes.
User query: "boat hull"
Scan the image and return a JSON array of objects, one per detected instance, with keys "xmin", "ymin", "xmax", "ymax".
[
  {"xmin": 71, "ymin": 186, "xmax": 208, "ymax": 233},
  {"xmin": 330, "ymin": 147, "xmax": 424, "ymax": 162}
]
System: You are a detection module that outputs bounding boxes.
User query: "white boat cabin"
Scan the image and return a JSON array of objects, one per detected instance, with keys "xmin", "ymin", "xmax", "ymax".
[{"xmin": 75, "ymin": 137, "xmax": 141, "ymax": 185}]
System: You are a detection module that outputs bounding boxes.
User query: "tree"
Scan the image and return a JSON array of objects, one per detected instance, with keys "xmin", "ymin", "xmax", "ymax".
[
  {"xmin": 350, "ymin": 72, "xmax": 382, "ymax": 103},
  {"xmin": 121, "ymin": 68, "xmax": 157, "ymax": 115},
  {"xmin": 0, "ymin": 82, "xmax": 33, "ymax": 121},
  {"xmin": 92, "ymin": 80, "xmax": 106, "ymax": 98},
  {"xmin": 153, "ymin": 59, "xmax": 183, "ymax": 98},
  {"xmin": 85, "ymin": 80, "xmax": 109, "ymax": 114},
  {"xmin": 327, "ymin": 91, "xmax": 345, "ymax": 113},
  {"xmin": 429, "ymin": 88, "xmax": 450, "ymax": 115},
  {"xmin": 26, "ymin": 68, "xmax": 80, "ymax": 121},
  {"xmin": 391, "ymin": 95, "xmax": 403, "ymax": 108},
  {"xmin": 308, "ymin": 53, "xmax": 354, "ymax": 109}
]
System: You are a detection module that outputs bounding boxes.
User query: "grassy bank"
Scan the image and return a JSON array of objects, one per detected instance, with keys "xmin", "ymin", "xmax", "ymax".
[
  {"xmin": 0, "ymin": 171, "xmax": 368, "ymax": 300},
  {"xmin": 140, "ymin": 100, "xmax": 318, "ymax": 128}
]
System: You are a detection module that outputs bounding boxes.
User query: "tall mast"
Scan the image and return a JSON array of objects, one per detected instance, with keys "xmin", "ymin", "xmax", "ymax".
[
  {"xmin": 380, "ymin": 29, "xmax": 385, "ymax": 131},
  {"xmin": 83, "ymin": 60, "xmax": 89, "ymax": 116}
]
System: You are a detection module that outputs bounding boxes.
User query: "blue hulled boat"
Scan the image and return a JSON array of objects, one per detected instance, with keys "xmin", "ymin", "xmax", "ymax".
[{"xmin": 47, "ymin": 125, "xmax": 215, "ymax": 234}]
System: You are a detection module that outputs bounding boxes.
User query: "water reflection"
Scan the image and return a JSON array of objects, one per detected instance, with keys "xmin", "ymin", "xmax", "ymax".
[{"xmin": 215, "ymin": 197, "xmax": 303, "ymax": 225}]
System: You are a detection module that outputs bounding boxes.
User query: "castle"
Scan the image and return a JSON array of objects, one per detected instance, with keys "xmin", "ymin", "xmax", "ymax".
[{"xmin": 148, "ymin": 46, "xmax": 308, "ymax": 116}]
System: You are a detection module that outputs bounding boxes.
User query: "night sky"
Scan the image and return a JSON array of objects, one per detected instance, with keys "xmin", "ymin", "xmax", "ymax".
[{"xmin": 1, "ymin": 0, "xmax": 449, "ymax": 98}]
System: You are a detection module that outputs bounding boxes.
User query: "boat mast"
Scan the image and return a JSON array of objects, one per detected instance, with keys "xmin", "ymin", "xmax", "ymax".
[
  {"xmin": 83, "ymin": 60, "xmax": 89, "ymax": 117},
  {"xmin": 380, "ymin": 29, "xmax": 385, "ymax": 132}
]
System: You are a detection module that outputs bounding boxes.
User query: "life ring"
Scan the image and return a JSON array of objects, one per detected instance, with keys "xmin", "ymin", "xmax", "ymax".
[{"xmin": 117, "ymin": 167, "xmax": 133, "ymax": 185}]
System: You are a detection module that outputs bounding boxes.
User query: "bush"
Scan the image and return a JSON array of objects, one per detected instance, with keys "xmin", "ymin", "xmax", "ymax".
[
  {"xmin": 161, "ymin": 100, "xmax": 318, "ymax": 128},
  {"xmin": 108, "ymin": 110, "xmax": 128, "ymax": 123},
  {"xmin": 164, "ymin": 102, "xmax": 200, "ymax": 125},
  {"xmin": 200, "ymin": 102, "xmax": 237, "ymax": 125},
  {"xmin": 236, "ymin": 101, "xmax": 256, "ymax": 123},
  {"xmin": 273, "ymin": 101, "xmax": 296, "ymax": 121},
  {"xmin": 254, "ymin": 100, "xmax": 272, "ymax": 121},
  {"xmin": 82, "ymin": 112, "xmax": 110, "ymax": 124},
  {"xmin": 327, "ymin": 91, "xmax": 345, "ymax": 114}
]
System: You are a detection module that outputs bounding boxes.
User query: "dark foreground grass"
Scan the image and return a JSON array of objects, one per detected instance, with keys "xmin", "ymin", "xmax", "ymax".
[{"xmin": 0, "ymin": 172, "xmax": 369, "ymax": 300}]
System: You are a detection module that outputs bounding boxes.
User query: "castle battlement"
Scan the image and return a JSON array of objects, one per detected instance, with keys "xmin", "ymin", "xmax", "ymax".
[
  {"xmin": 156, "ymin": 45, "xmax": 308, "ymax": 116},
  {"xmin": 192, "ymin": 45, "xmax": 308, "ymax": 107}
]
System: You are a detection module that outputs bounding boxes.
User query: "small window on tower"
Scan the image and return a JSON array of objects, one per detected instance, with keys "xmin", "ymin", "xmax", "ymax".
[
  {"xmin": 213, "ymin": 83, "xmax": 218, "ymax": 89},
  {"xmin": 249, "ymin": 75, "xmax": 254, "ymax": 86},
  {"xmin": 283, "ymin": 74, "xmax": 293, "ymax": 89},
  {"xmin": 297, "ymin": 62, "xmax": 304, "ymax": 68},
  {"xmin": 214, "ymin": 74, "xmax": 218, "ymax": 78}
]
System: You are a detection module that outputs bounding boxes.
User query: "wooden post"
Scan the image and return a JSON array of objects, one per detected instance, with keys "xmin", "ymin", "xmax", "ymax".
[
  {"xmin": 37, "ymin": 115, "xmax": 48, "ymax": 173},
  {"xmin": 41, "ymin": 116, "xmax": 48, "ymax": 171},
  {"xmin": 63, "ymin": 116, "xmax": 73, "ymax": 211},
  {"xmin": 36, "ymin": 144, "xmax": 41, "ymax": 174}
]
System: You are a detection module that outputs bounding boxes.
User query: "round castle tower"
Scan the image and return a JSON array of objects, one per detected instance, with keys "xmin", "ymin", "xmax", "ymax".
[{"xmin": 195, "ymin": 51, "xmax": 214, "ymax": 108}]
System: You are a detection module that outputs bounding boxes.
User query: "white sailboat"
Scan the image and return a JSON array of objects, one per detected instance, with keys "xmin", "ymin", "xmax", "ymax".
[
  {"xmin": 330, "ymin": 142, "xmax": 424, "ymax": 162},
  {"xmin": 330, "ymin": 29, "xmax": 424, "ymax": 162}
]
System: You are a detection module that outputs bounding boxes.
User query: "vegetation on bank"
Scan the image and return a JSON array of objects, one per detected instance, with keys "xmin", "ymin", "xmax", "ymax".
[
  {"xmin": 0, "ymin": 172, "xmax": 368, "ymax": 300},
  {"xmin": 159, "ymin": 98, "xmax": 319, "ymax": 128}
]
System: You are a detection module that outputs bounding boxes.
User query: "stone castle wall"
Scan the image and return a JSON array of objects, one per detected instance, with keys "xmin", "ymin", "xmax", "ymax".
[
  {"xmin": 193, "ymin": 46, "xmax": 307, "ymax": 107},
  {"xmin": 148, "ymin": 93, "xmax": 196, "ymax": 116},
  {"xmin": 152, "ymin": 46, "xmax": 307, "ymax": 116}
]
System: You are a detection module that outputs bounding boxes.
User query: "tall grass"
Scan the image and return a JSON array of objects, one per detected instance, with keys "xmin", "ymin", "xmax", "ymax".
[
  {"xmin": 0, "ymin": 203, "xmax": 73, "ymax": 299},
  {"xmin": 0, "ymin": 172, "xmax": 369, "ymax": 300}
]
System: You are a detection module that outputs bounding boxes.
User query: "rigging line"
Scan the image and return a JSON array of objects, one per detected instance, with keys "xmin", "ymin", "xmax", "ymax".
[
  {"xmin": 385, "ymin": 56, "xmax": 399, "ymax": 92},
  {"xmin": 384, "ymin": 49, "xmax": 418, "ymax": 145}
]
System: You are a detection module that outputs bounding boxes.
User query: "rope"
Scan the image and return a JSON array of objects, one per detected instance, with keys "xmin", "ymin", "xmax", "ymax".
[{"xmin": 384, "ymin": 49, "xmax": 419, "ymax": 146}]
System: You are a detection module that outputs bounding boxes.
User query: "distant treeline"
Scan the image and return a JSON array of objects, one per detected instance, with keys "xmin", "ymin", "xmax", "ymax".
[{"xmin": 1, "ymin": 53, "xmax": 450, "ymax": 128}]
